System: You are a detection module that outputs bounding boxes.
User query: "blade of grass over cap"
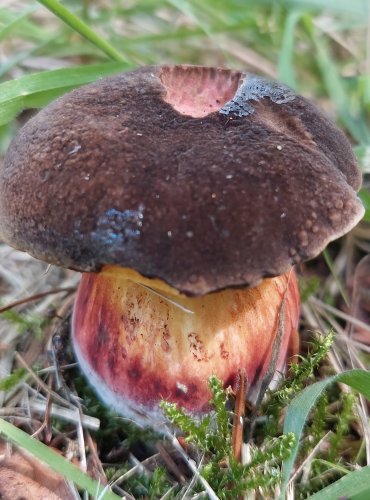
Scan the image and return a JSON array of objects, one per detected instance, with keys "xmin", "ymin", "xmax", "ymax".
[
  {"xmin": 0, "ymin": 418, "xmax": 121, "ymax": 500},
  {"xmin": 280, "ymin": 369, "xmax": 370, "ymax": 499},
  {"xmin": 307, "ymin": 466, "xmax": 370, "ymax": 500},
  {"xmin": 36, "ymin": 0, "xmax": 128, "ymax": 62},
  {"xmin": 0, "ymin": 62, "xmax": 131, "ymax": 126}
]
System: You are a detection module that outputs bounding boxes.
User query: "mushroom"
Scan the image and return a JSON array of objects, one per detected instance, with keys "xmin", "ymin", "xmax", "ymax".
[{"xmin": 0, "ymin": 65, "xmax": 364, "ymax": 426}]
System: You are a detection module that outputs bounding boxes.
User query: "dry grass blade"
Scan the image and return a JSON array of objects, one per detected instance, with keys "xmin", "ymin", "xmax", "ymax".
[
  {"xmin": 138, "ymin": 282, "xmax": 194, "ymax": 314},
  {"xmin": 0, "ymin": 287, "xmax": 75, "ymax": 314},
  {"xmin": 14, "ymin": 352, "xmax": 75, "ymax": 409},
  {"xmin": 215, "ymin": 36, "xmax": 277, "ymax": 77},
  {"xmin": 83, "ymin": 431, "xmax": 107, "ymax": 486},
  {"xmin": 27, "ymin": 400, "xmax": 100, "ymax": 430},
  {"xmin": 348, "ymin": 255, "xmax": 370, "ymax": 343},
  {"xmin": 163, "ymin": 430, "xmax": 218, "ymax": 500},
  {"xmin": 287, "ymin": 431, "xmax": 333, "ymax": 486},
  {"xmin": 157, "ymin": 442, "xmax": 186, "ymax": 483},
  {"xmin": 309, "ymin": 296, "xmax": 370, "ymax": 335},
  {"xmin": 109, "ymin": 452, "xmax": 160, "ymax": 486}
]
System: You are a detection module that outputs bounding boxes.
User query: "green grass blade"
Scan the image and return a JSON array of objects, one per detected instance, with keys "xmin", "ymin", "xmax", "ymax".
[
  {"xmin": 0, "ymin": 368, "xmax": 27, "ymax": 391},
  {"xmin": 278, "ymin": 10, "xmax": 302, "ymax": 88},
  {"xmin": 322, "ymin": 248, "xmax": 350, "ymax": 306},
  {"xmin": 36, "ymin": 0, "xmax": 128, "ymax": 62},
  {"xmin": 311, "ymin": 458, "xmax": 351, "ymax": 476},
  {"xmin": 0, "ymin": 6, "xmax": 48, "ymax": 41},
  {"xmin": 0, "ymin": 418, "xmax": 121, "ymax": 499},
  {"xmin": 355, "ymin": 144, "xmax": 370, "ymax": 174},
  {"xmin": 302, "ymin": 17, "xmax": 370, "ymax": 144},
  {"xmin": 281, "ymin": 369, "xmax": 370, "ymax": 498},
  {"xmin": 0, "ymin": 62, "xmax": 131, "ymax": 126},
  {"xmin": 0, "ymin": 38, "xmax": 55, "ymax": 79},
  {"xmin": 280, "ymin": 0, "xmax": 369, "ymax": 15},
  {"xmin": 307, "ymin": 466, "xmax": 370, "ymax": 500},
  {"xmin": 359, "ymin": 188, "xmax": 370, "ymax": 222},
  {"xmin": 0, "ymin": 4, "xmax": 38, "ymax": 43}
]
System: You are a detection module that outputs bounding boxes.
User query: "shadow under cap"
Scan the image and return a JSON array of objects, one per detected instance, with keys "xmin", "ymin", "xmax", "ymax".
[{"xmin": 0, "ymin": 65, "xmax": 364, "ymax": 296}]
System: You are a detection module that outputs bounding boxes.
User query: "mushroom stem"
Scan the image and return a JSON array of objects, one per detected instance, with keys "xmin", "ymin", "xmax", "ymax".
[{"xmin": 72, "ymin": 266, "xmax": 300, "ymax": 427}]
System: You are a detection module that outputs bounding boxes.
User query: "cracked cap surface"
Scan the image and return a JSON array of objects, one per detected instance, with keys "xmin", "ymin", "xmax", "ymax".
[{"xmin": 0, "ymin": 64, "xmax": 364, "ymax": 295}]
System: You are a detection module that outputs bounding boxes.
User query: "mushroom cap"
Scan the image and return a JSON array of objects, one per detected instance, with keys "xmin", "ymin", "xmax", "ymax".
[{"xmin": 0, "ymin": 65, "xmax": 364, "ymax": 295}]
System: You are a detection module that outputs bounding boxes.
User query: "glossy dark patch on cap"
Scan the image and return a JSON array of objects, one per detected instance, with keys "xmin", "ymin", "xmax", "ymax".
[
  {"xmin": 0, "ymin": 65, "xmax": 364, "ymax": 295},
  {"xmin": 219, "ymin": 74, "xmax": 295, "ymax": 117}
]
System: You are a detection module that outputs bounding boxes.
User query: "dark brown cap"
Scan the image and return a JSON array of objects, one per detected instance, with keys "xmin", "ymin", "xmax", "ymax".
[{"xmin": 0, "ymin": 65, "xmax": 364, "ymax": 295}]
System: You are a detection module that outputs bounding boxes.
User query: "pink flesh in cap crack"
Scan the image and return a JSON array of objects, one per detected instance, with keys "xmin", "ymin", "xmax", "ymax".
[
  {"xmin": 72, "ymin": 266, "xmax": 300, "ymax": 427},
  {"xmin": 160, "ymin": 65, "xmax": 241, "ymax": 117}
]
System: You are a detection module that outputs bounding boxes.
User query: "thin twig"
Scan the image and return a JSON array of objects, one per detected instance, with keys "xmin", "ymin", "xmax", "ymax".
[
  {"xmin": 232, "ymin": 369, "xmax": 246, "ymax": 462},
  {"xmin": 29, "ymin": 400, "xmax": 100, "ymax": 430},
  {"xmin": 109, "ymin": 453, "xmax": 160, "ymax": 485},
  {"xmin": 164, "ymin": 429, "xmax": 219, "ymax": 500},
  {"xmin": 157, "ymin": 442, "xmax": 186, "ymax": 483},
  {"xmin": 84, "ymin": 431, "xmax": 107, "ymax": 485},
  {"xmin": 14, "ymin": 352, "xmax": 75, "ymax": 409},
  {"xmin": 0, "ymin": 287, "xmax": 75, "ymax": 314},
  {"xmin": 288, "ymin": 431, "xmax": 332, "ymax": 486}
]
